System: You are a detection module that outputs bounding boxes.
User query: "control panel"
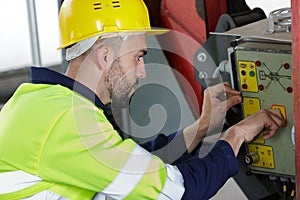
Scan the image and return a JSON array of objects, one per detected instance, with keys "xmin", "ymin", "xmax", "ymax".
[{"xmin": 233, "ymin": 39, "xmax": 294, "ymax": 177}]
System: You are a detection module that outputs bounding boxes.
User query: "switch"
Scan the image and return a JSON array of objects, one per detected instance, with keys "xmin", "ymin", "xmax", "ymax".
[
  {"xmin": 255, "ymin": 60, "xmax": 261, "ymax": 67},
  {"xmin": 245, "ymin": 152, "xmax": 259, "ymax": 165},
  {"xmin": 249, "ymin": 71, "xmax": 255, "ymax": 77},
  {"xmin": 258, "ymin": 84, "xmax": 264, "ymax": 91},
  {"xmin": 287, "ymin": 87, "xmax": 293, "ymax": 93},
  {"xmin": 284, "ymin": 63, "xmax": 290, "ymax": 69},
  {"xmin": 242, "ymin": 84, "xmax": 248, "ymax": 90}
]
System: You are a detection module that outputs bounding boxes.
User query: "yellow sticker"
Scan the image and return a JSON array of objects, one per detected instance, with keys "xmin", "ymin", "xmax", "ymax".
[
  {"xmin": 238, "ymin": 61, "xmax": 258, "ymax": 92},
  {"xmin": 247, "ymin": 144, "xmax": 275, "ymax": 169},
  {"xmin": 243, "ymin": 97, "xmax": 261, "ymax": 118}
]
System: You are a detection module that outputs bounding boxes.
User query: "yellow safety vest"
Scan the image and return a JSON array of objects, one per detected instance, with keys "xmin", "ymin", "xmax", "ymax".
[{"xmin": 0, "ymin": 83, "xmax": 184, "ymax": 199}]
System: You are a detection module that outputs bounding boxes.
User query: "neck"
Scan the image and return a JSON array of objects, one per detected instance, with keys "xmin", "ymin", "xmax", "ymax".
[{"xmin": 65, "ymin": 59, "xmax": 111, "ymax": 105}]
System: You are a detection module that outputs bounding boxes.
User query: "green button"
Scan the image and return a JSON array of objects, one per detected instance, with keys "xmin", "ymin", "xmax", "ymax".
[{"xmin": 249, "ymin": 71, "xmax": 255, "ymax": 77}]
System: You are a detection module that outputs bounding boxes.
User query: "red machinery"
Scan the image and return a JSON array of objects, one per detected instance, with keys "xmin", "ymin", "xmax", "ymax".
[
  {"xmin": 145, "ymin": 0, "xmax": 228, "ymax": 117},
  {"xmin": 144, "ymin": 0, "xmax": 266, "ymax": 118}
]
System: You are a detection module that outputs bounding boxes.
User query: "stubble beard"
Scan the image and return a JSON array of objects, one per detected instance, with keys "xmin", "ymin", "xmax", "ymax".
[{"xmin": 106, "ymin": 59, "xmax": 137, "ymax": 109}]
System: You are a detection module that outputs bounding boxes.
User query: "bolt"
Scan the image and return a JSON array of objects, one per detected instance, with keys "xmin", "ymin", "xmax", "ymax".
[
  {"xmin": 197, "ymin": 52, "xmax": 207, "ymax": 63},
  {"xmin": 198, "ymin": 71, "xmax": 208, "ymax": 79}
]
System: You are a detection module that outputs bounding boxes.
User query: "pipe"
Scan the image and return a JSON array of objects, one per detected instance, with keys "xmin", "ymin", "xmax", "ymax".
[{"xmin": 26, "ymin": 0, "xmax": 41, "ymax": 66}]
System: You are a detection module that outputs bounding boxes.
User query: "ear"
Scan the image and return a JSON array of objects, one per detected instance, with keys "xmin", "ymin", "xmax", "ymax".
[{"xmin": 96, "ymin": 45, "xmax": 110, "ymax": 70}]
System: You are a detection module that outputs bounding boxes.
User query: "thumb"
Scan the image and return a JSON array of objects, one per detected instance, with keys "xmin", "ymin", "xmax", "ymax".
[{"xmin": 226, "ymin": 95, "xmax": 242, "ymax": 110}]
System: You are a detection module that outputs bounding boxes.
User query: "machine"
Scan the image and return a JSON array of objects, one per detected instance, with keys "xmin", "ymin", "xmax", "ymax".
[
  {"xmin": 139, "ymin": 1, "xmax": 296, "ymax": 199},
  {"xmin": 195, "ymin": 7, "xmax": 295, "ymax": 199},
  {"xmin": 0, "ymin": 1, "xmax": 297, "ymax": 199}
]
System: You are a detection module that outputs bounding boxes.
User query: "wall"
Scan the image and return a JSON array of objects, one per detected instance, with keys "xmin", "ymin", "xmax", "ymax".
[{"xmin": 0, "ymin": 1, "xmax": 61, "ymax": 71}]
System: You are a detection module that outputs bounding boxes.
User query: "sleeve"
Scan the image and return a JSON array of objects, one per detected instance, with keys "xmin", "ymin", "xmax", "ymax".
[
  {"xmin": 140, "ymin": 130, "xmax": 203, "ymax": 164},
  {"xmin": 176, "ymin": 140, "xmax": 239, "ymax": 200}
]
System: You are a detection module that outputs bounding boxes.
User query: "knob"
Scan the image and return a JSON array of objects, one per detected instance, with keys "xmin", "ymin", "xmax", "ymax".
[{"xmin": 245, "ymin": 152, "xmax": 259, "ymax": 165}]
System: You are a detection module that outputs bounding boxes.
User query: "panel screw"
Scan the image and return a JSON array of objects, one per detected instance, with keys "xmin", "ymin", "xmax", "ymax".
[
  {"xmin": 197, "ymin": 52, "xmax": 207, "ymax": 63},
  {"xmin": 198, "ymin": 71, "xmax": 208, "ymax": 79}
]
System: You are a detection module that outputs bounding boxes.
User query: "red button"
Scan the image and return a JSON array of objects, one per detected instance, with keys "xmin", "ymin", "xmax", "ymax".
[
  {"xmin": 287, "ymin": 87, "xmax": 293, "ymax": 93},
  {"xmin": 284, "ymin": 63, "xmax": 290, "ymax": 69},
  {"xmin": 242, "ymin": 84, "xmax": 248, "ymax": 90},
  {"xmin": 255, "ymin": 61, "xmax": 261, "ymax": 67},
  {"xmin": 258, "ymin": 84, "xmax": 264, "ymax": 91}
]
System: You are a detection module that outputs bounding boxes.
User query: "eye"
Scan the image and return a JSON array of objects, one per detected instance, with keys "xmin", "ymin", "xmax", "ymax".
[
  {"xmin": 136, "ymin": 55, "xmax": 144, "ymax": 62},
  {"xmin": 136, "ymin": 50, "xmax": 147, "ymax": 63}
]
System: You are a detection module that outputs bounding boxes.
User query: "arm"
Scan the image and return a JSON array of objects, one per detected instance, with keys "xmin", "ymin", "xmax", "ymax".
[
  {"xmin": 177, "ymin": 108, "xmax": 284, "ymax": 199},
  {"xmin": 140, "ymin": 130, "xmax": 201, "ymax": 164},
  {"xmin": 220, "ymin": 108, "xmax": 284, "ymax": 156},
  {"xmin": 141, "ymin": 82, "xmax": 242, "ymax": 162},
  {"xmin": 177, "ymin": 140, "xmax": 238, "ymax": 200},
  {"xmin": 183, "ymin": 82, "xmax": 242, "ymax": 153}
]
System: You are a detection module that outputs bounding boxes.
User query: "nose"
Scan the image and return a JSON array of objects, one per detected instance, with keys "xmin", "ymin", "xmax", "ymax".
[{"xmin": 136, "ymin": 60, "xmax": 146, "ymax": 79}]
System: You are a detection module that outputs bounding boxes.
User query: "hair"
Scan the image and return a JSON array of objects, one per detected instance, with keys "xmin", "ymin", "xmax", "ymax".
[
  {"xmin": 69, "ymin": 35, "xmax": 133, "ymax": 64},
  {"xmin": 94, "ymin": 37, "xmax": 122, "ymax": 58}
]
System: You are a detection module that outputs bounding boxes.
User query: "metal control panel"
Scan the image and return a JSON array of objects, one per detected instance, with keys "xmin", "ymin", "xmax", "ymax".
[{"xmin": 233, "ymin": 39, "xmax": 294, "ymax": 177}]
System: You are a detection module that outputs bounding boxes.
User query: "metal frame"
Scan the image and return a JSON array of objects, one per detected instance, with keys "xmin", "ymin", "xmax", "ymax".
[
  {"xmin": 291, "ymin": 0, "xmax": 300, "ymax": 198},
  {"xmin": 26, "ymin": 0, "xmax": 41, "ymax": 66}
]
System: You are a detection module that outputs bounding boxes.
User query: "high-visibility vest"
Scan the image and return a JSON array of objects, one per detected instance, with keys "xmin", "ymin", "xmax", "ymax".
[{"xmin": 0, "ymin": 83, "xmax": 185, "ymax": 199}]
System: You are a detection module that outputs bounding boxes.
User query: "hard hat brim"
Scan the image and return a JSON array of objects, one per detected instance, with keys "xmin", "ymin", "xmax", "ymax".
[
  {"xmin": 58, "ymin": 28, "xmax": 169, "ymax": 50},
  {"xmin": 63, "ymin": 28, "xmax": 169, "ymax": 61}
]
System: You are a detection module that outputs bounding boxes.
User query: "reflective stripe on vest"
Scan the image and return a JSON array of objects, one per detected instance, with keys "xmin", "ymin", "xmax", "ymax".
[
  {"xmin": 0, "ymin": 171, "xmax": 67, "ymax": 200},
  {"xmin": 22, "ymin": 190, "xmax": 67, "ymax": 200},
  {"xmin": 158, "ymin": 164, "xmax": 185, "ymax": 200},
  {"xmin": 0, "ymin": 160, "xmax": 184, "ymax": 200},
  {"xmin": 0, "ymin": 170, "xmax": 41, "ymax": 194},
  {"xmin": 94, "ymin": 165, "xmax": 185, "ymax": 200},
  {"xmin": 94, "ymin": 145, "xmax": 185, "ymax": 200},
  {"xmin": 95, "ymin": 145, "xmax": 153, "ymax": 199}
]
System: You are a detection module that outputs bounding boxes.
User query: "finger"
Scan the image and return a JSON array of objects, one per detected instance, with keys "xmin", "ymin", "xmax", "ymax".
[
  {"xmin": 261, "ymin": 110, "xmax": 282, "ymax": 139},
  {"xmin": 226, "ymin": 92, "xmax": 242, "ymax": 102},
  {"xmin": 224, "ymin": 83, "xmax": 241, "ymax": 95},
  {"xmin": 261, "ymin": 124, "xmax": 278, "ymax": 140},
  {"xmin": 225, "ymin": 95, "xmax": 242, "ymax": 110},
  {"xmin": 269, "ymin": 108, "xmax": 284, "ymax": 119},
  {"xmin": 208, "ymin": 83, "xmax": 236, "ymax": 99},
  {"xmin": 224, "ymin": 82, "xmax": 231, "ymax": 87},
  {"xmin": 268, "ymin": 108, "xmax": 282, "ymax": 116},
  {"xmin": 262, "ymin": 123, "xmax": 280, "ymax": 139},
  {"xmin": 268, "ymin": 108, "xmax": 286, "ymax": 127},
  {"xmin": 262, "ymin": 129, "xmax": 276, "ymax": 139},
  {"xmin": 208, "ymin": 83, "xmax": 226, "ymax": 97}
]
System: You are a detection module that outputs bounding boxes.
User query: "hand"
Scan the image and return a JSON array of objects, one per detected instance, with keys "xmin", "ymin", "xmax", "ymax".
[
  {"xmin": 234, "ymin": 109, "xmax": 284, "ymax": 142},
  {"xmin": 199, "ymin": 82, "xmax": 242, "ymax": 133},
  {"xmin": 221, "ymin": 108, "xmax": 284, "ymax": 156}
]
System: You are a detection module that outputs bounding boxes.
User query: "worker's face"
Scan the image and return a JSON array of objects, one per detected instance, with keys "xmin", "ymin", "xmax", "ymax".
[{"xmin": 105, "ymin": 34, "xmax": 147, "ymax": 108}]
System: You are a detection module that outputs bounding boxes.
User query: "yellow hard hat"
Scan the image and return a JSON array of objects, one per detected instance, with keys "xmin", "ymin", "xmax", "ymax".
[{"xmin": 58, "ymin": 0, "xmax": 168, "ymax": 50}]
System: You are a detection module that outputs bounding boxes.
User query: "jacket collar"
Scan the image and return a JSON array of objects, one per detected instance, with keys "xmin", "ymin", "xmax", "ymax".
[{"xmin": 30, "ymin": 66, "xmax": 109, "ymax": 111}]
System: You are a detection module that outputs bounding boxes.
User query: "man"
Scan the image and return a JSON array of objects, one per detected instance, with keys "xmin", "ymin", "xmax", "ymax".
[{"xmin": 0, "ymin": 0, "xmax": 284, "ymax": 199}]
